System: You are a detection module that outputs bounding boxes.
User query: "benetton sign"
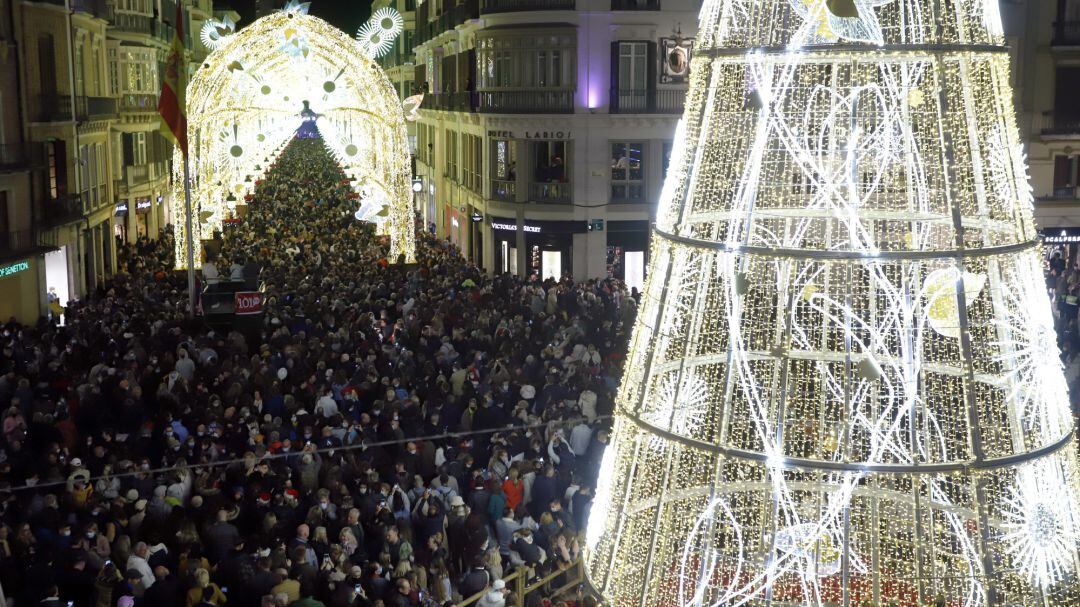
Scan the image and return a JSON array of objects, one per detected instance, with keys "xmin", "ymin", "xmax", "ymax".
[
  {"xmin": 0, "ymin": 260, "xmax": 30, "ymax": 278},
  {"xmin": 234, "ymin": 291, "xmax": 264, "ymax": 315}
]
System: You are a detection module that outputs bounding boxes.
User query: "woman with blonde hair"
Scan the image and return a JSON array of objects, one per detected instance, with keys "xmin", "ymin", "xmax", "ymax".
[
  {"xmin": 186, "ymin": 568, "xmax": 227, "ymax": 607},
  {"xmin": 483, "ymin": 545, "xmax": 504, "ymax": 580}
]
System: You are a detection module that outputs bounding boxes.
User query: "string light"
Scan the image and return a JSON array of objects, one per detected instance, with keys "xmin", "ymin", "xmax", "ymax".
[
  {"xmin": 174, "ymin": 11, "xmax": 415, "ymax": 269},
  {"xmin": 586, "ymin": 0, "xmax": 1080, "ymax": 605}
]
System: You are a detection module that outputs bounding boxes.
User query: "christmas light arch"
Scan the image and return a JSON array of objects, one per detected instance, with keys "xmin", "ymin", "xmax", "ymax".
[{"xmin": 174, "ymin": 8, "xmax": 415, "ymax": 269}]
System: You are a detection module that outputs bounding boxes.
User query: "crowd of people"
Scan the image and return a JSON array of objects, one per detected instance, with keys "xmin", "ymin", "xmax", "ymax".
[
  {"xmin": 0, "ymin": 136, "xmax": 641, "ymax": 607},
  {"xmin": 1047, "ymin": 248, "xmax": 1080, "ymax": 406}
]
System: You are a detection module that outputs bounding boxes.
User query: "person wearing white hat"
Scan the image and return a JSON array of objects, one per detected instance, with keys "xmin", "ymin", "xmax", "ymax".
[{"xmin": 477, "ymin": 578, "xmax": 507, "ymax": 607}]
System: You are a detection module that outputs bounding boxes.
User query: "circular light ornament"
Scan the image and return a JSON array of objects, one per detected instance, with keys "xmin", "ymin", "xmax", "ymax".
[
  {"xmin": 356, "ymin": 22, "xmax": 394, "ymax": 58},
  {"xmin": 200, "ymin": 15, "xmax": 237, "ymax": 51},
  {"xmin": 323, "ymin": 81, "xmax": 336, "ymax": 93},
  {"xmin": 230, "ymin": 145, "xmax": 243, "ymax": 157},
  {"xmin": 345, "ymin": 144, "xmax": 358, "ymax": 156},
  {"xmin": 371, "ymin": 7, "xmax": 403, "ymax": 39}
]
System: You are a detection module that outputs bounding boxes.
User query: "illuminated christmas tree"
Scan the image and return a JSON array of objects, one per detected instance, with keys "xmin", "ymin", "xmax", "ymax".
[{"xmin": 585, "ymin": 1, "xmax": 1080, "ymax": 605}]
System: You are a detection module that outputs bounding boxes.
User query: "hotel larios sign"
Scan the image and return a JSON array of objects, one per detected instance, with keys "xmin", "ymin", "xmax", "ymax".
[{"xmin": 487, "ymin": 130, "xmax": 571, "ymax": 140}]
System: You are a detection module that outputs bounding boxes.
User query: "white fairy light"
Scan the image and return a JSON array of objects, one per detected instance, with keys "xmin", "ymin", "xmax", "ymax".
[{"xmin": 585, "ymin": 443, "xmax": 616, "ymax": 551}]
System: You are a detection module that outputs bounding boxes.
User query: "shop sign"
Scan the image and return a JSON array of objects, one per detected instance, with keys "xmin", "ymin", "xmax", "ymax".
[
  {"xmin": 0, "ymin": 260, "xmax": 30, "ymax": 278},
  {"xmin": 492, "ymin": 221, "xmax": 540, "ymax": 233},
  {"xmin": 1043, "ymin": 229, "xmax": 1080, "ymax": 244},
  {"xmin": 234, "ymin": 291, "xmax": 264, "ymax": 315},
  {"xmin": 136, "ymin": 198, "xmax": 152, "ymax": 214},
  {"xmin": 114, "ymin": 201, "xmax": 129, "ymax": 215},
  {"xmin": 471, "ymin": 212, "xmax": 483, "ymax": 222},
  {"xmin": 486, "ymin": 130, "xmax": 572, "ymax": 140}
]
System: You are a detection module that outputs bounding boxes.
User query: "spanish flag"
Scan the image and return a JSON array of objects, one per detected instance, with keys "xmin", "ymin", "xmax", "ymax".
[{"xmin": 158, "ymin": 4, "xmax": 188, "ymax": 157}]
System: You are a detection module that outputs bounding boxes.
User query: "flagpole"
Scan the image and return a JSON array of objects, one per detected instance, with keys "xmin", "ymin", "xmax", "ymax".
[{"xmin": 182, "ymin": 153, "xmax": 196, "ymax": 317}]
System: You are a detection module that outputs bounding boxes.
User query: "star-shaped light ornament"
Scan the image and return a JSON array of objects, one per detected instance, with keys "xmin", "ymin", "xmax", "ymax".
[{"xmin": 788, "ymin": 0, "xmax": 894, "ymax": 45}]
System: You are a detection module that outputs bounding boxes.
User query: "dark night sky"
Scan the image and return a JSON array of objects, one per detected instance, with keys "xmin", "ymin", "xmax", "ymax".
[{"xmin": 226, "ymin": 0, "xmax": 373, "ymax": 37}]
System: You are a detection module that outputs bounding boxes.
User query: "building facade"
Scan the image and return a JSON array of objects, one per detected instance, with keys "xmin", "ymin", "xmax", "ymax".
[
  {"xmin": 412, "ymin": 0, "xmax": 698, "ymax": 287},
  {"xmin": 1011, "ymin": 0, "xmax": 1080, "ymax": 236},
  {"xmin": 0, "ymin": 0, "xmax": 223, "ymax": 323}
]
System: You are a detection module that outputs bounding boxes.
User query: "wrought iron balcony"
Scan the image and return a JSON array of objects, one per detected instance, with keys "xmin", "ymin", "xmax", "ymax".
[
  {"xmin": 415, "ymin": 0, "xmax": 478, "ymax": 45},
  {"xmin": 41, "ymin": 195, "xmax": 85, "ymax": 228},
  {"xmin": 0, "ymin": 230, "xmax": 39, "ymax": 255},
  {"xmin": 0, "ymin": 143, "xmax": 45, "ymax": 172},
  {"xmin": 609, "ymin": 88, "xmax": 686, "ymax": 113},
  {"xmin": 1053, "ymin": 21, "xmax": 1080, "ymax": 46},
  {"xmin": 426, "ymin": 92, "xmax": 476, "ymax": 112},
  {"xmin": 476, "ymin": 90, "xmax": 573, "ymax": 114},
  {"xmin": 480, "ymin": 0, "xmax": 573, "ymax": 13},
  {"xmin": 1036, "ymin": 112, "xmax": 1080, "ymax": 136},
  {"xmin": 119, "ymin": 94, "xmax": 158, "ymax": 112},
  {"xmin": 491, "ymin": 180, "xmax": 516, "ymax": 202},
  {"xmin": 36, "ymin": 95, "xmax": 117, "ymax": 122},
  {"xmin": 611, "ymin": 0, "xmax": 659, "ymax": 9},
  {"xmin": 528, "ymin": 181, "xmax": 571, "ymax": 204}
]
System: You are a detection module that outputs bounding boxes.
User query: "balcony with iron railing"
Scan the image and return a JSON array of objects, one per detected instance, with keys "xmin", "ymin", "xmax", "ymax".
[
  {"xmin": 476, "ymin": 90, "xmax": 573, "ymax": 113},
  {"xmin": 36, "ymin": 95, "xmax": 118, "ymax": 122},
  {"xmin": 611, "ymin": 0, "xmax": 659, "ymax": 9},
  {"xmin": 480, "ymin": 0, "xmax": 573, "ymax": 12},
  {"xmin": 415, "ymin": 0, "xmax": 479, "ymax": 45},
  {"xmin": 528, "ymin": 181, "xmax": 571, "ymax": 204},
  {"xmin": 1036, "ymin": 186, "xmax": 1080, "ymax": 202},
  {"xmin": 425, "ymin": 92, "xmax": 475, "ymax": 112},
  {"xmin": 41, "ymin": 0, "xmax": 110, "ymax": 18},
  {"xmin": 111, "ymin": 11, "xmax": 175, "ymax": 44},
  {"xmin": 41, "ymin": 195, "xmax": 85, "ymax": 228},
  {"xmin": 1035, "ymin": 112, "xmax": 1080, "ymax": 136},
  {"xmin": 0, "ymin": 230, "xmax": 40, "ymax": 255},
  {"xmin": 0, "ymin": 143, "xmax": 45, "ymax": 172},
  {"xmin": 119, "ymin": 93, "xmax": 158, "ymax": 112},
  {"xmin": 1054, "ymin": 21, "xmax": 1080, "ymax": 46},
  {"xmin": 491, "ymin": 180, "xmax": 516, "ymax": 202},
  {"xmin": 609, "ymin": 88, "xmax": 686, "ymax": 113}
]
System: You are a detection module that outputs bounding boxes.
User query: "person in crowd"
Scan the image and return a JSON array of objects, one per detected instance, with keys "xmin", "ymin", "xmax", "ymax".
[{"xmin": 0, "ymin": 137, "xmax": 631, "ymax": 607}]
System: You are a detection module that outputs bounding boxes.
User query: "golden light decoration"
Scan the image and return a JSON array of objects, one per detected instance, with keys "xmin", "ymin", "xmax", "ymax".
[
  {"xmin": 586, "ymin": 0, "xmax": 1080, "ymax": 605},
  {"xmin": 174, "ymin": 10, "xmax": 415, "ymax": 269}
]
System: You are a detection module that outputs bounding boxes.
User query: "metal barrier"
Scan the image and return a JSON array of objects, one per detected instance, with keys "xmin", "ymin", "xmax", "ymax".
[{"xmin": 458, "ymin": 558, "xmax": 586, "ymax": 607}]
